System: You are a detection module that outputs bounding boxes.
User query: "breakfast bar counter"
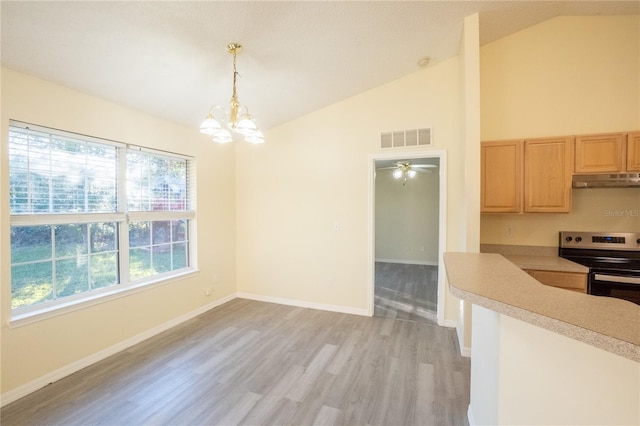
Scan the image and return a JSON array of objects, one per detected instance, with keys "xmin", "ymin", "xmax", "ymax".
[
  {"xmin": 444, "ymin": 252, "xmax": 640, "ymax": 425},
  {"xmin": 444, "ymin": 252, "xmax": 639, "ymax": 361}
]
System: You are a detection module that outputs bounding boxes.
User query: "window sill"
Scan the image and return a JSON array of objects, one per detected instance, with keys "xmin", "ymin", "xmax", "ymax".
[{"xmin": 8, "ymin": 269, "xmax": 199, "ymax": 329}]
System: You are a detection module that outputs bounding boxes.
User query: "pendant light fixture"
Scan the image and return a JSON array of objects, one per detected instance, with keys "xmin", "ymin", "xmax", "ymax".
[{"xmin": 200, "ymin": 43, "xmax": 264, "ymax": 144}]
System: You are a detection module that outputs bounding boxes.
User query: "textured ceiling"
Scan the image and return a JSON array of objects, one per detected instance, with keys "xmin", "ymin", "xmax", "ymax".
[{"xmin": 2, "ymin": 1, "xmax": 638, "ymax": 131}]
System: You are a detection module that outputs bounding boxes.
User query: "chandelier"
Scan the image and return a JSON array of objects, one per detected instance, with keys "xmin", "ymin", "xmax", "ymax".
[{"xmin": 200, "ymin": 43, "xmax": 264, "ymax": 144}]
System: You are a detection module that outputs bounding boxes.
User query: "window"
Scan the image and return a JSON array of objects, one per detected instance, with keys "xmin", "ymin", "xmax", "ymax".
[
  {"xmin": 126, "ymin": 149, "xmax": 192, "ymax": 280},
  {"xmin": 8, "ymin": 121, "xmax": 195, "ymax": 314}
]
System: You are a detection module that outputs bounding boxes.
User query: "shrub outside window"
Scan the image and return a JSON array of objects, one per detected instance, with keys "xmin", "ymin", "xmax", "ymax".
[{"xmin": 8, "ymin": 121, "xmax": 195, "ymax": 313}]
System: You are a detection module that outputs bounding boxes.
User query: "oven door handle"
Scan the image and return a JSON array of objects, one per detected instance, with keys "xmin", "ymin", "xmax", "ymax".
[{"xmin": 594, "ymin": 274, "xmax": 640, "ymax": 285}]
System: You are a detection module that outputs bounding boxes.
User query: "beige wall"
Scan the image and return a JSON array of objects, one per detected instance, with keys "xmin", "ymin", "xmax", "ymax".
[
  {"xmin": 375, "ymin": 167, "xmax": 439, "ymax": 263},
  {"xmin": 480, "ymin": 15, "xmax": 640, "ymax": 247},
  {"xmin": 0, "ymin": 67, "xmax": 237, "ymax": 395},
  {"xmin": 236, "ymin": 55, "xmax": 470, "ymax": 321}
]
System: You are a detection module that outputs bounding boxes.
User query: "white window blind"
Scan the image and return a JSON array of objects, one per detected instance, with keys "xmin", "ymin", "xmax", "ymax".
[
  {"xmin": 127, "ymin": 149, "xmax": 190, "ymax": 212},
  {"xmin": 9, "ymin": 125, "xmax": 119, "ymax": 214}
]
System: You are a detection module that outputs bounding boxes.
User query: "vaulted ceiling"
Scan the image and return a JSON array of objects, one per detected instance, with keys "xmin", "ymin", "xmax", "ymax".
[{"xmin": 2, "ymin": 1, "xmax": 638, "ymax": 131}]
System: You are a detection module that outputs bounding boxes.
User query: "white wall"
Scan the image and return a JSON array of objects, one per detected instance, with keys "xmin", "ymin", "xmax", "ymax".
[
  {"xmin": 375, "ymin": 167, "xmax": 439, "ymax": 264},
  {"xmin": 469, "ymin": 305, "xmax": 640, "ymax": 425},
  {"xmin": 480, "ymin": 15, "xmax": 640, "ymax": 247},
  {"xmin": 0, "ymin": 67, "xmax": 237, "ymax": 397},
  {"xmin": 469, "ymin": 305, "xmax": 500, "ymax": 425},
  {"xmin": 236, "ymin": 54, "xmax": 471, "ymax": 322}
]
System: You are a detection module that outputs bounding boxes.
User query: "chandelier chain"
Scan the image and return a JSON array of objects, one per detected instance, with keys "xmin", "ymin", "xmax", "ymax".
[{"xmin": 232, "ymin": 49, "xmax": 238, "ymax": 99}]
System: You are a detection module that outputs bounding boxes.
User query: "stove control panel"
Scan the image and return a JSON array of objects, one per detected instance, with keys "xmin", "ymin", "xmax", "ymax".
[{"xmin": 560, "ymin": 232, "xmax": 640, "ymax": 251}]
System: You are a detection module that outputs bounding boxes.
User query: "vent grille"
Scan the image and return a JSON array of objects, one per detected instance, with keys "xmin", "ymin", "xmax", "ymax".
[{"xmin": 381, "ymin": 128, "xmax": 432, "ymax": 148}]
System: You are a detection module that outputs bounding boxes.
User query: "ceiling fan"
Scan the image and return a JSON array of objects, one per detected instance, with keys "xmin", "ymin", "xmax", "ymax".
[{"xmin": 378, "ymin": 161, "xmax": 438, "ymax": 183}]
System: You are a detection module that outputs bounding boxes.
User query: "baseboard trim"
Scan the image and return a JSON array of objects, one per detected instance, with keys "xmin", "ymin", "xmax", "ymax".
[
  {"xmin": 0, "ymin": 293, "xmax": 236, "ymax": 407},
  {"xmin": 375, "ymin": 258, "xmax": 438, "ymax": 266},
  {"xmin": 467, "ymin": 404, "xmax": 476, "ymax": 426},
  {"xmin": 237, "ymin": 292, "xmax": 370, "ymax": 317},
  {"xmin": 455, "ymin": 321, "xmax": 472, "ymax": 358},
  {"xmin": 460, "ymin": 345, "xmax": 472, "ymax": 358},
  {"xmin": 443, "ymin": 319, "xmax": 457, "ymax": 328}
]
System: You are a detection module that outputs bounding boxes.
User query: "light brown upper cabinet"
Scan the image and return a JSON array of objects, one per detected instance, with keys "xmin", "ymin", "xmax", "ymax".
[
  {"xmin": 523, "ymin": 137, "xmax": 573, "ymax": 213},
  {"xmin": 481, "ymin": 140, "xmax": 523, "ymax": 213},
  {"xmin": 481, "ymin": 136, "xmax": 573, "ymax": 213},
  {"xmin": 627, "ymin": 132, "xmax": 640, "ymax": 172},
  {"xmin": 574, "ymin": 133, "xmax": 625, "ymax": 173}
]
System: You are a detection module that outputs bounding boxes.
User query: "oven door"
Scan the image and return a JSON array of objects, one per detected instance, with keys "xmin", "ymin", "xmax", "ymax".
[{"xmin": 589, "ymin": 270, "xmax": 640, "ymax": 305}]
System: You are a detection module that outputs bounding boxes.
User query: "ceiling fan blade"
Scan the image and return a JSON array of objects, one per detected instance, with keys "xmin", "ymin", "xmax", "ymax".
[{"xmin": 411, "ymin": 164, "xmax": 438, "ymax": 168}]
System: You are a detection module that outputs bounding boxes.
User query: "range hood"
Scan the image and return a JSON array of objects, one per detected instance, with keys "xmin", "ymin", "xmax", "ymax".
[{"xmin": 572, "ymin": 173, "xmax": 640, "ymax": 188}]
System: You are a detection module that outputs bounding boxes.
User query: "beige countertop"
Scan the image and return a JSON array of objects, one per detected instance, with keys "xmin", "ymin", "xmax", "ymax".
[
  {"xmin": 480, "ymin": 244, "xmax": 589, "ymax": 273},
  {"xmin": 444, "ymin": 252, "xmax": 640, "ymax": 362},
  {"xmin": 503, "ymin": 254, "xmax": 589, "ymax": 273}
]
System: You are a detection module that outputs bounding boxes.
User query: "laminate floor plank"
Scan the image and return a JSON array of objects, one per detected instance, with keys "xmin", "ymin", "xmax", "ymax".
[
  {"xmin": 313, "ymin": 405, "xmax": 342, "ymax": 426},
  {"xmin": 375, "ymin": 262, "xmax": 438, "ymax": 323},
  {"xmin": 240, "ymin": 364, "xmax": 305, "ymax": 425},
  {"xmin": 1, "ymin": 299, "xmax": 469, "ymax": 426}
]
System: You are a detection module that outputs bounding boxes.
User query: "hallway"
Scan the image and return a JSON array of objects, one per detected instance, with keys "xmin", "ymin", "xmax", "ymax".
[{"xmin": 374, "ymin": 262, "xmax": 438, "ymax": 323}]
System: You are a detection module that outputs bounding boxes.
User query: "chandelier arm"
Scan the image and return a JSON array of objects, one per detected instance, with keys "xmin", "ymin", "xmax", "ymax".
[{"xmin": 207, "ymin": 105, "xmax": 227, "ymax": 119}]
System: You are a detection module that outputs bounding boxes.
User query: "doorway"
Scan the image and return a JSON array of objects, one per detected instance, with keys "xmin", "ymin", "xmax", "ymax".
[{"xmin": 367, "ymin": 150, "xmax": 447, "ymax": 325}]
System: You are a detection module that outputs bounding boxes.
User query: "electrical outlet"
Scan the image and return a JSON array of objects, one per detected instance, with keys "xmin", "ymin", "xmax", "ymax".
[
  {"xmin": 327, "ymin": 277, "xmax": 334, "ymax": 287},
  {"xmin": 205, "ymin": 288, "xmax": 212, "ymax": 297},
  {"xmin": 506, "ymin": 226, "xmax": 513, "ymax": 237}
]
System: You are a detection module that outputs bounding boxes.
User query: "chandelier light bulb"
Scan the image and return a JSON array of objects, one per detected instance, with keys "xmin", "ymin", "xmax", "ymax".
[
  {"xmin": 212, "ymin": 128, "xmax": 233, "ymax": 143},
  {"xmin": 236, "ymin": 114, "xmax": 258, "ymax": 136},
  {"xmin": 407, "ymin": 169, "xmax": 417, "ymax": 179},
  {"xmin": 245, "ymin": 129, "xmax": 265, "ymax": 144},
  {"xmin": 200, "ymin": 114, "xmax": 222, "ymax": 136},
  {"xmin": 393, "ymin": 169, "xmax": 403, "ymax": 179}
]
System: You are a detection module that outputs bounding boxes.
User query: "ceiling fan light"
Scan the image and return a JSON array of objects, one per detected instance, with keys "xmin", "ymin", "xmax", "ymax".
[
  {"xmin": 392, "ymin": 169, "xmax": 403, "ymax": 179},
  {"xmin": 407, "ymin": 170, "xmax": 417, "ymax": 178},
  {"xmin": 200, "ymin": 116, "xmax": 222, "ymax": 135},
  {"xmin": 245, "ymin": 129, "xmax": 264, "ymax": 144},
  {"xmin": 212, "ymin": 129, "xmax": 233, "ymax": 143}
]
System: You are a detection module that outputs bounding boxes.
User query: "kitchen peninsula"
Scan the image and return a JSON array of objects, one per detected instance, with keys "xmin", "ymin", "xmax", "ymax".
[{"xmin": 444, "ymin": 252, "xmax": 640, "ymax": 426}]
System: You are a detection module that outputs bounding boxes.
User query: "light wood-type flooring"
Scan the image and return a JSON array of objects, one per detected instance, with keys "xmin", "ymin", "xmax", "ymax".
[
  {"xmin": 375, "ymin": 262, "xmax": 438, "ymax": 323},
  {"xmin": 1, "ymin": 299, "xmax": 470, "ymax": 426}
]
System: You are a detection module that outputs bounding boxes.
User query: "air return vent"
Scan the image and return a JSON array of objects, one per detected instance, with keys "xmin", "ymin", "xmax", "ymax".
[{"xmin": 380, "ymin": 128, "xmax": 432, "ymax": 148}]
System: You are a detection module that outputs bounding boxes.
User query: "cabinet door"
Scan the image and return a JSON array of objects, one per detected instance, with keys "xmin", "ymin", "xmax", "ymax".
[
  {"xmin": 574, "ymin": 133, "xmax": 625, "ymax": 173},
  {"xmin": 524, "ymin": 137, "xmax": 573, "ymax": 213},
  {"xmin": 627, "ymin": 132, "xmax": 640, "ymax": 172},
  {"xmin": 481, "ymin": 140, "xmax": 523, "ymax": 213}
]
